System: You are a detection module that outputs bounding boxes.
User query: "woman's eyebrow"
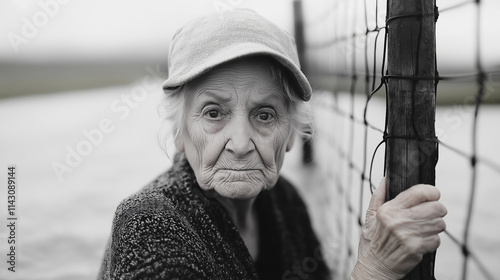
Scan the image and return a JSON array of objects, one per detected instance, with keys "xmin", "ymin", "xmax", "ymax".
[
  {"xmin": 195, "ymin": 88, "xmax": 234, "ymax": 103},
  {"xmin": 247, "ymin": 88, "xmax": 286, "ymax": 105}
]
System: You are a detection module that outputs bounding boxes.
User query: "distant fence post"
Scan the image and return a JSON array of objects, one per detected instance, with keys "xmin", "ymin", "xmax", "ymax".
[
  {"xmin": 385, "ymin": 0, "xmax": 438, "ymax": 279},
  {"xmin": 293, "ymin": 0, "xmax": 314, "ymax": 164}
]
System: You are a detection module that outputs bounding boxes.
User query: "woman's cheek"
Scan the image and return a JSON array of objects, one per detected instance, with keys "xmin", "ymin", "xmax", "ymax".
[
  {"xmin": 188, "ymin": 122, "xmax": 208, "ymax": 153},
  {"xmin": 256, "ymin": 122, "xmax": 291, "ymax": 167},
  {"xmin": 270, "ymin": 120, "xmax": 292, "ymax": 148},
  {"xmin": 201, "ymin": 116, "xmax": 228, "ymax": 134},
  {"xmin": 193, "ymin": 120, "xmax": 226, "ymax": 167},
  {"xmin": 202, "ymin": 133, "xmax": 227, "ymax": 167}
]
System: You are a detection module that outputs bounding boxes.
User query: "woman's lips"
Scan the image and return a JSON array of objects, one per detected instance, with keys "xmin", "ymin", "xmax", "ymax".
[
  {"xmin": 214, "ymin": 169, "xmax": 262, "ymax": 182},
  {"xmin": 219, "ymin": 169, "xmax": 260, "ymax": 171}
]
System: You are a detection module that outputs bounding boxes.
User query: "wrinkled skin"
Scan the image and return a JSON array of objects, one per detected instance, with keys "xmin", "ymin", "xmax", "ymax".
[
  {"xmin": 351, "ymin": 179, "xmax": 448, "ymax": 279},
  {"xmin": 176, "ymin": 59, "xmax": 295, "ymax": 200}
]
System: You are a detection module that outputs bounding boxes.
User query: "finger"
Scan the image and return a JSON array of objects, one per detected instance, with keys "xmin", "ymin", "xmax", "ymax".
[
  {"xmin": 405, "ymin": 217, "xmax": 447, "ymax": 237},
  {"xmin": 423, "ymin": 218, "xmax": 447, "ymax": 235},
  {"xmin": 368, "ymin": 178, "xmax": 387, "ymax": 212},
  {"xmin": 394, "ymin": 184, "xmax": 441, "ymax": 209},
  {"xmin": 408, "ymin": 201, "xmax": 448, "ymax": 220},
  {"xmin": 420, "ymin": 234, "xmax": 442, "ymax": 254}
]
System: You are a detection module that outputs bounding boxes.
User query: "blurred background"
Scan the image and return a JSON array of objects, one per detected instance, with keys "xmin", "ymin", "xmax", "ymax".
[{"xmin": 0, "ymin": 0, "xmax": 499, "ymax": 279}]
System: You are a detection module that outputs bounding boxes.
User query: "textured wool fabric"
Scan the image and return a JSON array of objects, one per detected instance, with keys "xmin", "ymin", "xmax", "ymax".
[
  {"xmin": 98, "ymin": 153, "xmax": 330, "ymax": 280},
  {"xmin": 162, "ymin": 8, "xmax": 312, "ymax": 101}
]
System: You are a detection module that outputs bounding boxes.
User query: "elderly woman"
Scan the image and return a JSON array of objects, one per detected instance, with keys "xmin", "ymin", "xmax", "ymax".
[{"xmin": 99, "ymin": 9, "xmax": 446, "ymax": 280}]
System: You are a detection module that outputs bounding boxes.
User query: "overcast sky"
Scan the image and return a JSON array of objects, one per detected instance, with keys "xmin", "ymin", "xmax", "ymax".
[
  {"xmin": 1, "ymin": 0, "xmax": 498, "ymax": 70},
  {"xmin": 0, "ymin": 0, "xmax": 293, "ymax": 62}
]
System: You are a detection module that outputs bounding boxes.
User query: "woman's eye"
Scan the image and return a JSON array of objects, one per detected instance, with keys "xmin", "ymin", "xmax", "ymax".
[
  {"xmin": 208, "ymin": 110, "xmax": 219, "ymax": 118},
  {"xmin": 259, "ymin": 113, "xmax": 270, "ymax": 120},
  {"xmin": 256, "ymin": 111, "xmax": 275, "ymax": 122},
  {"xmin": 204, "ymin": 109, "xmax": 222, "ymax": 120}
]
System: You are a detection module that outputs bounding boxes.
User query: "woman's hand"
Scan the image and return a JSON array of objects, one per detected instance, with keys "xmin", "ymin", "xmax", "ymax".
[{"xmin": 350, "ymin": 179, "xmax": 447, "ymax": 280}]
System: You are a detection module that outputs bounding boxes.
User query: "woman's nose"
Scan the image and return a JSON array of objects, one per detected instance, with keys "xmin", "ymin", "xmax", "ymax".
[{"xmin": 225, "ymin": 116, "xmax": 255, "ymax": 157}]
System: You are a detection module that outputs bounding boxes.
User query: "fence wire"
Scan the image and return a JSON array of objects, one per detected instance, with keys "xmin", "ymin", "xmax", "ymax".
[{"xmin": 300, "ymin": 0, "xmax": 500, "ymax": 279}]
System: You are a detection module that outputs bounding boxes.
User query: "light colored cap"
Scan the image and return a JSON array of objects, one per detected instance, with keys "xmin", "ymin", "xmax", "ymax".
[{"xmin": 162, "ymin": 8, "xmax": 312, "ymax": 101}]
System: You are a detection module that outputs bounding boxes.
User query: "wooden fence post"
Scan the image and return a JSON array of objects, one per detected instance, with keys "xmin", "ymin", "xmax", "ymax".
[
  {"xmin": 385, "ymin": 0, "xmax": 438, "ymax": 279},
  {"xmin": 293, "ymin": 0, "xmax": 314, "ymax": 164}
]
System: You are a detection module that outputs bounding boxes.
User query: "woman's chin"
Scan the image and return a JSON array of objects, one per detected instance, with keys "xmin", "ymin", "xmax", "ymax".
[{"xmin": 214, "ymin": 182, "xmax": 264, "ymax": 200}]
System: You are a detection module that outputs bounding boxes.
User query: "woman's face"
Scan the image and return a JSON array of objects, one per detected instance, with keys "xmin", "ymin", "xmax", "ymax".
[{"xmin": 176, "ymin": 59, "xmax": 295, "ymax": 200}]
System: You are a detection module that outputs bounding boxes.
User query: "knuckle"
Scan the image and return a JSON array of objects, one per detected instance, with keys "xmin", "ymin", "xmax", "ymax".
[
  {"xmin": 429, "ymin": 202, "xmax": 447, "ymax": 218},
  {"xmin": 404, "ymin": 241, "xmax": 421, "ymax": 256},
  {"xmin": 393, "ymin": 228, "xmax": 408, "ymax": 243},
  {"xmin": 439, "ymin": 204, "xmax": 448, "ymax": 217},
  {"xmin": 434, "ymin": 235, "xmax": 441, "ymax": 248},
  {"xmin": 437, "ymin": 218, "xmax": 447, "ymax": 232},
  {"xmin": 433, "ymin": 187, "xmax": 441, "ymax": 198},
  {"xmin": 430, "ymin": 202, "xmax": 441, "ymax": 214},
  {"xmin": 376, "ymin": 206, "xmax": 407, "ymax": 233},
  {"xmin": 386, "ymin": 221, "xmax": 398, "ymax": 233},
  {"xmin": 387, "ymin": 219, "xmax": 408, "ymax": 241},
  {"xmin": 376, "ymin": 204, "xmax": 391, "ymax": 221},
  {"xmin": 428, "ymin": 235, "xmax": 441, "ymax": 252}
]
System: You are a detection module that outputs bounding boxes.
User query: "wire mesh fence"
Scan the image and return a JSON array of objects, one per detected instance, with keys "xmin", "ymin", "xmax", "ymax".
[{"xmin": 297, "ymin": 0, "xmax": 500, "ymax": 279}]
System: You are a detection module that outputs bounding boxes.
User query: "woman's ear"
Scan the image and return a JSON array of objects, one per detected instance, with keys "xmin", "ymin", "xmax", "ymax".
[{"xmin": 286, "ymin": 131, "xmax": 295, "ymax": 152}]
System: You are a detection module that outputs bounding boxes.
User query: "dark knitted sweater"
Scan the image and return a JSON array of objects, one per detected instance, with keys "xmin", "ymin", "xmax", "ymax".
[{"xmin": 98, "ymin": 154, "xmax": 330, "ymax": 280}]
